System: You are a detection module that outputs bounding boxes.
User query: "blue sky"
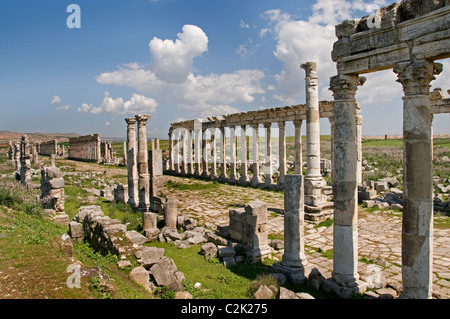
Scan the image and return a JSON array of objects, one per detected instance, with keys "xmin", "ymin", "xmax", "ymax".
[{"xmin": 0, "ymin": 0, "xmax": 448, "ymax": 139}]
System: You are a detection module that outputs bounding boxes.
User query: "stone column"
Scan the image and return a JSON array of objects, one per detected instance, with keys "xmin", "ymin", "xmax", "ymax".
[
  {"xmin": 272, "ymin": 174, "xmax": 307, "ymax": 283},
  {"xmin": 293, "ymin": 120, "xmax": 303, "ymax": 174},
  {"xmin": 164, "ymin": 197, "xmax": 178, "ymax": 229},
  {"xmin": 394, "ymin": 60, "xmax": 442, "ymax": 299},
  {"xmin": 239, "ymin": 125, "xmax": 248, "ymax": 182},
  {"xmin": 264, "ymin": 123, "xmax": 272, "ymax": 185},
  {"xmin": 355, "ymin": 102, "xmax": 363, "ymax": 185},
  {"xmin": 250, "ymin": 124, "xmax": 260, "ymax": 186},
  {"xmin": 20, "ymin": 135, "xmax": 32, "ymax": 187},
  {"xmin": 168, "ymin": 128, "xmax": 174, "ymax": 172},
  {"xmin": 181, "ymin": 132, "xmax": 187, "ymax": 175},
  {"xmin": 219, "ymin": 126, "xmax": 227, "ymax": 179},
  {"xmin": 301, "ymin": 62, "xmax": 328, "ymax": 211},
  {"xmin": 201, "ymin": 128, "xmax": 209, "ymax": 178},
  {"xmin": 278, "ymin": 121, "xmax": 286, "ymax": 184},
  {"xmin": 125, "ymin": 118, "xmax": 138, "ymax": 208},
  {"xmin": 329, "ymin": 73, "xmax": 365, "ymax": 289},
  {"xmin": 187, "ymin": 129, "xmax": 194, "ymax": 175},
  {"xmin": 329, "ymin": 116, "xmax": 335, "ymax": 185},
  {"xmin": 229, "ymin": 126, "xmax": 237, "ymax": 180},
  {"xmin": 123, "ymin": 141, "xmax": 127, "ymax": 166},
  {"xmin": 194, "ymin": 121, "xmax": 202, "ymax": 177},
  {"xmin": 14, "ymin": 142, "xmax": 20, "ymax": 170},
  {"xmin": 136, "ymin": 114, "xmax": 151, "ymax": 212},
  {"xmin": 210, "ymin": 129, "xmax": 217, "ymax": 178},
  {"xmin": 174, "ymin": 130, "xmax": 180, "ymax": 175}
]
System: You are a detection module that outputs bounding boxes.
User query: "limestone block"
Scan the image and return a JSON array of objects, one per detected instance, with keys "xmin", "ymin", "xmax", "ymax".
[
  {"xmin": 139, "ymin": 247, "xmax": 165, "ymax": 268},
  {"xmin": 126, "ymin": 230, "xmax": 149, "ymax": 245},
  {"xmin": 69, "ymin": 221, "xmax": 84, "ymax": 240},
  {"xmin": 130, "ymin": 266, "xmax": 152, "ymax": 293},
  {"xmin": 49, "ymin": 177, "xmax": 65, "ymax": 189},
  {"xmin": 149, "ymin": 257, "xmax": 183, "ymax": 292}
]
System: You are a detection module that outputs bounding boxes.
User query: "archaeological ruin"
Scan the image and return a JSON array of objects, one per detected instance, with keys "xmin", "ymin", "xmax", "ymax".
[
  {"xmin": 329, "ymin": 0, "xmax": 450, "ymax": 298},
  {"xmin": 2, "ymin": 0, "xmax": 450, "ymax": 301}
]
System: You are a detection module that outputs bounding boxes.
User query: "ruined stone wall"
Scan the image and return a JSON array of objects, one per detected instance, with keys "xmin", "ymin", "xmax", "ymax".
[
  {"xmin": 68, "ymin": 134, "xmax": 101, "ymax": 163},
  {"xmin": 39, "ymin": 140, "xmax": 58, "ymax": 156},
  {"xmin": 228, "ymin": 200, "xmax": 271, "ymax": 262}
]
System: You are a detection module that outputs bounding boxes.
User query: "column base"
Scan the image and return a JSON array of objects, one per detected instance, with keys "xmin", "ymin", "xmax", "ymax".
[
  {"xmin": 272, "ymin": 262, "xmax": 308, "ymax": 285},
  {"xmin": 322, "ymin": 276, "xmax": 368, "ymax": 299}
]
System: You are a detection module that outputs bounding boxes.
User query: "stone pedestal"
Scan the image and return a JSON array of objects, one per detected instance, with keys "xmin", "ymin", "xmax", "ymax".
[
  {"xmin": 272, "ymin": 175, "xmax": 307, "ymax": 283},
  {"xmin": 164, "ymin": 197, "xmax": 178, "ymax": 229}
]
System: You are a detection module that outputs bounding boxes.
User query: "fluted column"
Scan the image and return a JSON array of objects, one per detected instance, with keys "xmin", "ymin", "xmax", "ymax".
[
  {"xmin": 174, "ymin": 130, "xmax": 180, "ymax": 174},
  {"xmin": 187, "ymin": 130, "xmax": 193, "ymax": 175},
  {"xmin": 194, "ymin": 122, "xmax": 201, "ymax": 177},
  {"xmin": 202, "ymin": 128, "xmax": 209, "ymax": 178},
  {"xmin": 136, "ymin": 114, "xmax": 151, "ymax": 212},
  {"xmin": 125, "ymin": 117, "xmax": 138, "ymax": 207},
  {"xmin": 210, "ymin": 129, "xmax": 217, "ymax": 178},
  {"xmin": 181, "ymin": 131, "xmax": 187, "ymax": 175},
  {"xmin": 394, "ymin": 60, "xmax": 442, "ymax": 299},
  {"xmin": 293, "ymin": 120, "xmax": 303, "ymax": 175},
  {"xmin": 329, "ymin": 73, "xmax": 365, "ymax": 288},
  {"xmin": 168, "ymin": 128, "xmax": 174, "ymax": 172},
  {"xmin": 264, "ymin": 123, "xmax": 272, "ymax": 185},
  {"xmin": 239, "ymin": 125, "xmax": 248, "ymax": 182},
  {"xmin": 230, "ymin": 126, "xmax": 237, "ymax": 180},
  {"xmin": 250, "ymin": 124, "xmax": 260, "ymax": 186},
  {"xmin": 219, "ymin": 126, "xmax": 227, "ymax": 179},
  {"xmin": 278, "ymin": 121, "xmax": 286, "ymax": 184}
]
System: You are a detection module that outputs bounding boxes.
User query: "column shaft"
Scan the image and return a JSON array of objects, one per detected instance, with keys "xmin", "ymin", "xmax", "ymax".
[
  {"xmin": 240, "ymin": 126, "xmax": 248, "ymax": 182},
  {"xmin": 394, "ymin": 61, "xmax": 442, "ymax": 299},
  {"xmin": 136, "ymin": 114, "xmax": 151, "ymax": 212},
  {"xmin": 278, "ymin": 122, "xmax": 286, "ymax": 184},
  {"xmin": 125, "ymin": 118, "xmax": 138, "ymax": 207}
]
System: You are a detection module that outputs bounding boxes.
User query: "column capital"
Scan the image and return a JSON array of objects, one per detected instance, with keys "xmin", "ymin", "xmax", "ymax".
[
  {"xmin": 329, "ymin": 74, "xmax": 366, "ymax": 101},
  {"xmin": 135, "ymin": 114, "xmax": 151, "ymax": 125},
  {"xmin": 293, "ymin": 119, "xmax": 303, "ymax": 127},
  {"xmin": 277, "ymin": 121, "xmax": 286, "ymax": 129},
  {"xmin": 125, "ymin": 117, "xmax": 137, "ymax": 126},
  {"xmin": 393, "ymin": 61, "xmax": 442, "ymax": 96},
  {"xmin": 301, "ymin": 61, "xmax": 317, "ymax": 80},
  {"xmin": 263, "ymin": 122, "xmax": 272, "ymax": 129}
]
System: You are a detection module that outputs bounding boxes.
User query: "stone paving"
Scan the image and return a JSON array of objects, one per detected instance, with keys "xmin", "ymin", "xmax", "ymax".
[{"xmin": 162, "ymin": 175, "xmax": 450, "ymax": 298}]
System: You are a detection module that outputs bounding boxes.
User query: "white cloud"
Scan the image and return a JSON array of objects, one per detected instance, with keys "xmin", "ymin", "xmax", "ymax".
[
  {"xmin": 261, "ymin": 0, "xmax": 396, "ymax": 104},
  {"xmin": 77, "ymin": 92, "xmax": 158, "ymax": 116},
  {"xmin": 56, "ymin": 105, "xmax": 71, "ymax": 111},
  {"xmin": 105, "ymin": 122, "xmax": 110, "ymax": 126},
  {"xmin": 51, "ymin": 95, "xmax": 61, "ymax": 105},
  {"xmin": 149, "ymin": 24, "xmax": 208, "ymax": 83},
  {"xmin": 95, "ymin": 25, "xmax": 265, "ymax": 119},
  {"xmin": 240, "ymin": 19, "xmax": 250, "ymax": 29}
]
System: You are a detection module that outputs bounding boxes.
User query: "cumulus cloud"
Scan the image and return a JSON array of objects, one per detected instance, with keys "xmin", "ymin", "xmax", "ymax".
[
  {"xmin": 149, "ymin": 24, "xmax": 208, "ymax": 83},
  {"xmin": 261, "ymin": 0, "xmax": 393, "ymax": 104},
  {"xmin": 56, "ymin": 105, "xmax": 71, "ymax": 111},
  {"xmin": 95, "ymin": 24, "xmax": 265, "ymax": 119},
  {"xmin": 77, "ymin": 92, "xmax": 157, "ymax": 116},
  {"xmin": 51, "ymin": 95, "xmax": 61, "ymax": 105}
]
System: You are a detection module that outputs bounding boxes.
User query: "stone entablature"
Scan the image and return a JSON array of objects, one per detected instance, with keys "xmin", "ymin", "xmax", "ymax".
[
  {"xmin": 68, "ymin": 134, "xmax": 105, "ymax": 163},
  {"xmin": 39, "ymin": 140, "xmax": 58, "ymax": 156}
]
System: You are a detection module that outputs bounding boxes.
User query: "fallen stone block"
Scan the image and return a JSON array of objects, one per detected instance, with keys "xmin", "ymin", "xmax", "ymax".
[
  {"xmin": 149, "ymin": 257, "xmax": 183, "ymax": 292},
  {"xmin": 126, "ymin": 230, "xmax": 149, "ymax": 245},
  {"xmin": 200, "ymin": 242, "xmax": 218, "ymax": 260}
]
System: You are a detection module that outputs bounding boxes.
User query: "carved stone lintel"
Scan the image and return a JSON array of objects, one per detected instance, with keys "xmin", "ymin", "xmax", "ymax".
[{"xmin": 393, "ymin": 61, "xmax": 443, "ymax": 96}]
